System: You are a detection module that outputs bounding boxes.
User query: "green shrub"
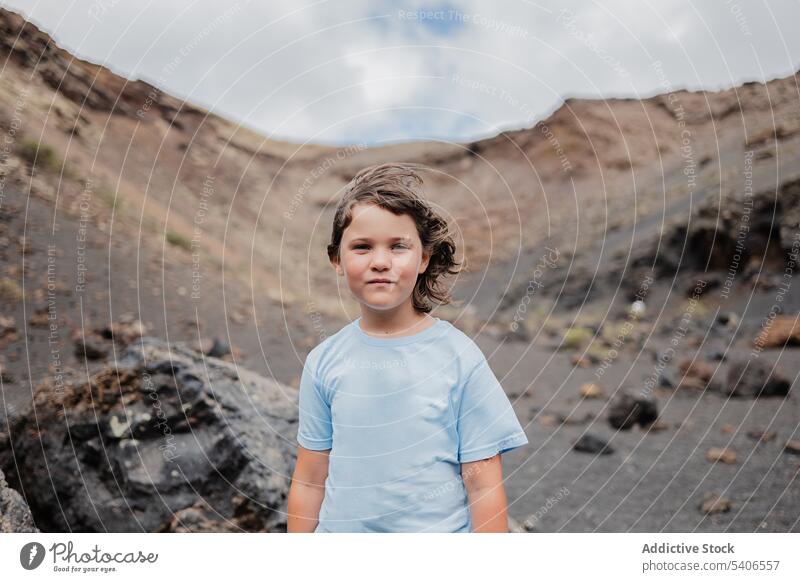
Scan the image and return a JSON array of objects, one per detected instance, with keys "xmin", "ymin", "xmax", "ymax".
[
  {"xmin": 561, "ymin": 326, "xmax": 593, "ymax": 350},
  {"xmin": 19, "ymin": 139, "xmax": 64, "ymax": 173},
  {"xmin": 0, "ymin": 278, "xmax": 23, "ymax": 302},
  {"xmin": 166, "ymin": 230, "xmax": 192, "ymax": 251}
]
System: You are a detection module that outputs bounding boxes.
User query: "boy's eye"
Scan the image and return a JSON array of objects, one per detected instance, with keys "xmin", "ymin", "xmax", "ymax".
[{"xmin": 351, "ymin": 243, "xmax": 409, "ymax": 250}]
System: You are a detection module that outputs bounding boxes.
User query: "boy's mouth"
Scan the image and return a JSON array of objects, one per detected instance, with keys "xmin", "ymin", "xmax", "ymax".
[{"xmin": 367, "ymin": 278, "xmax": 394, "ymax": 284}]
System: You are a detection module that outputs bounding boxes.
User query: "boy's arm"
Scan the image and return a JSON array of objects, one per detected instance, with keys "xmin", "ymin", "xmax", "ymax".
[
  {"xmin": 287, "ymin": 446, "xmax": 330, "ymax": 532},
  {"xmin": 461, "ymin": 454, "xmax": 509, "ymax": 533}
]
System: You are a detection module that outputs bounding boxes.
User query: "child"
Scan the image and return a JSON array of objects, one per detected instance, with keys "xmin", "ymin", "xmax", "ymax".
[{"xmin": 287, "ymin": 163, "xmax": 528, "ymax": 533}]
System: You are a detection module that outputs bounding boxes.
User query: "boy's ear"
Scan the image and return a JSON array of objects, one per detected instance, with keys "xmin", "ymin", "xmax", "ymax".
[
  {"xmin": 330, "ymin": 257, "xmax": 343, "ymax": 276},
  {"xmin": 419, "ymin": 248, "xmax": 431, "ymax": 274}
]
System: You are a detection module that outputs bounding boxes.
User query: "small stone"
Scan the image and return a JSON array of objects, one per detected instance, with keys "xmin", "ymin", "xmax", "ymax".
[
  {"xmin": 538, "ymin": 414, "xmax": 558, "ymax": 428},
  {"xmin": 678, "ymin": 358, "xmax": 716, "ymax": 390},
  {"xmin": 699, "ymin": 492, "xmax": 731, "ymax": 514},
  {"xmin": 557, "ymin": 411, "xmax": 595, "ymax": 426},
  {"xmin": 74, "ymin": 336, "xmax": 109, "ymax": 360},
  {"xmin": 784, "ymin": 440, "xmax": 800, "ymax": 456},
  {"xmin": 109, "ymin": 415, "xmax": 132, "ymax": 439},
  {"xmin": 720, "ymin": 424, "xmax": 735, "ymax": 434},
  {"xmin": 206, "ymin": 338, "xmax": 231, "ymax": 358},
  {"xmin": 574, "ymin": 434, "xmax": 614, "ymax": 455},
  {"xmin": 747, "ymin": 429, "xmax": 776, "ymax": 443},
  {"xmin": 706, "ymin": 447, "xmax": 737, "ymax": 464},
  {"xmin": 570, "ymin": 354, "xmax": 592, "ymax": 368},
  {"xmin": 580, "ymin": 383, "xmax": 604, "ymax": 399},
  {"xmin": 648, "ymin": 421, "xmax": 670, "ymax": 432},
  {"xmin": 0, "ymin": 364, "xmax": 15, "ymax": 383},
  {"xmin": 608, "ymin": 391, "xmax": 658, "ymax": 430}
]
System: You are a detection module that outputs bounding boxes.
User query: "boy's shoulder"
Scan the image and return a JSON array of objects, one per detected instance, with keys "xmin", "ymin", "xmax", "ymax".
[
  {"xmin": 304, "ymin": 319, "xmax": 357, "ymax": 365},
  {"xmin": 437, "ymin": 319, "xmax": 487, "ymax": 367}
]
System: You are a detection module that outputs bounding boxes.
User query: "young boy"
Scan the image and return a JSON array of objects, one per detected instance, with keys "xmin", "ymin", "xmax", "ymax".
[{"xmin": 287, "ymin": 163, "xmax": 528, "ymax": 532}]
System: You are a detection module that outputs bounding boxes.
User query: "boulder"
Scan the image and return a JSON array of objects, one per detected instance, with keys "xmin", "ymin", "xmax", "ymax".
[
  {"xmin": 678, "ymin": 358, "xmax": 718, "ymax": 391},
  {"xmin": 0, "ymin": 337, "xmax": 299, "ymax": 532},
  {"xmin": 724, "ymin": 358, "xmax": 791, "ymax": 398},
  {"xmin": 0, "ymin": 467, "xmax": 39, "ymax": 532},
  {"xmin": 753, "ymin": 316, "xmax": 800, "ymax": 349},
  {"xmin": 608, "ymin": 391, "xmax": 658, "ymax": 430}
]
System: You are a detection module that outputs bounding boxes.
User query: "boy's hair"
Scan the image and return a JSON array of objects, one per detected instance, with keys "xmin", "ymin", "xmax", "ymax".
[{"xmin": 327, "ymin": 163, "xmax": 463, "ymax": 313}]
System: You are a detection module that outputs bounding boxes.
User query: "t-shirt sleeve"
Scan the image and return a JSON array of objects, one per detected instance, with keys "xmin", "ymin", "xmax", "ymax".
[
  {"xmin": 296, "ymin": 353, "xmax": 333, "ymax": 450},
  {"xmin": 456, "ymin": 355, "xmax": 528, "ymax": 463}
]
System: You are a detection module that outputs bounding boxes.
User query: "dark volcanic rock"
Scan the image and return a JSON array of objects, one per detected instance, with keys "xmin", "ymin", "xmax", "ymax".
[
  {"xmin": 0, "ymin": 467, "xmax": 39, "ymax": 532},
  {"xmin": 0, "ymin": 337, "xmax": 299, "ymax": 532},
  {"xmin": 650, "ymin": 177, "xmax": 800, "ymax": 277},
  {"xmin": 608, "ymin": 391, "xmax": 659, "ymax": 430},
  {"xmin": 74, "ymin": 335, "xmax": 109, "ymax": 360},
  {"xmin": 724, "ymin": 358, "xmax": 791, "ymax": 398},
  {"xmin": 206, "ymin": 337, "xmax": 231, "ymax": 359},
  {"xmin": 574, "ymin": 434, "xmax": 614, "ymax": 455}
]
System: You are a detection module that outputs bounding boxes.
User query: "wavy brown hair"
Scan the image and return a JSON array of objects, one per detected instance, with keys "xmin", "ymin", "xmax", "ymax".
[{"xmin": 327, "ymin": 163, "xmax": 463, "ymax": 313}]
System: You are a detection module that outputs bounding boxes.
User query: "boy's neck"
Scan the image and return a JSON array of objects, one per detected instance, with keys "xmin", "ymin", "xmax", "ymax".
[{"xmin": 358, "ymin": 304, "xmax": 435, "ymax": 337}]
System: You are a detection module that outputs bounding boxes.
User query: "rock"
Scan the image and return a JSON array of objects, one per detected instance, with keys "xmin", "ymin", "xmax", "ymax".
[
  {"xmin": 157, "ymin": 499, "xmax": 241, "ymax": 533},
  {"xmin": 708, "ymin": 350, "xmax": 727, "ymax": 362},
  {"xmin": 753, "ymin": 316, "xmax": 800, "ymax": 349},
  {"xmin": 556, "ymin": 411, "xmax": 595, "ymax": 426},
  {"xmin": 538, "ymin": 414, "xmax": 559, "ymax": 428},
  {"xmin": 784, "ymin": 440, "xmax": 800, "ymax": 456},
  {"xmin": 705, "ymin": 447, "xmax": 737, "ymax": 464},
  {"xmin": 0, "ymin": 364, "xmax": 15, "ymax": 383},
  {"xmin": 648, "ymin": 420, "xmax": 670, "ymax": 432},
  {"xmin": 608, "ymin": 391, "xmax": 658, "ymax": 430},
  {"xmin": 747, "ymin": 429, "xmax": 776, "ymax": 443},
  {"xmin": 206, "ymin": 337, "xmax": 231, "ymax": 359},
  {"xmin": 649, "ymin": 176, "xmax": 800, "ymax": 276},
  {"xmin": 0, "ymin": 337, "xmax": 299, "ymax": 532},
  {"xmin": 0, "ymin": 314, "xmax": 17, "ymax": 340},
  {"xmin": 685, "ymin": 276, "xmax": 720, "ymax": 297},
  {"xmin": 699, "ymin": 492, "xmax": 731, "ymax": 514},
  {"xmin": 569, "ymin": 354, "xmax": 593, "ymax": 368},
  {"xmin": 28, "ymin": 308, "xmax": 50, "ymax": 328},
  {"xmin": 97, "ymin": 314, "xmax": 147, "ymax": 346},
  {"xmin": 720, "ymin": 424, "xmax": 735, "ymax": 434},
  {"xmin": 74, "ymin": 335, "xmax": 109, "ymax": 360},
  {"xmin": 716, "ymin": 312, "xmax": 739, "ymax": 328},
  {"xmin": 678, "ymin": 358, "xmax": 717, "ymax": 391},
  {"xmin": 580, "ymin": 383, "xmax": 604, "ymax": 399},
  {"xmin": 724, "ymin": 359, "xmax": 791, "ymax": 398},
  {"xmin": 574, "ymin": 434, "xmax": 614, "ymax": 455},
  {"xmin": 0, "ymin": 467, "xmax": 39, "ymax": 532}
]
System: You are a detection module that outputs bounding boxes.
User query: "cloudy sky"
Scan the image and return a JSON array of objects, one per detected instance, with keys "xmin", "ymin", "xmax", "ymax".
[{"xmin": 3, "ymin": 0, "xmax": 800, "ymax": 146}]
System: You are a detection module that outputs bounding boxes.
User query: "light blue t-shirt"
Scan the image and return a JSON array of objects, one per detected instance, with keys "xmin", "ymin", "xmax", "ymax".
[{"xmin": 296, "ymin": 316, "xmax": 529, "ymax": 533}]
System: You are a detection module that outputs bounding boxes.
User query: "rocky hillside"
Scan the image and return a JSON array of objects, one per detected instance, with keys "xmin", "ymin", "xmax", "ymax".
[{"xmin": 1, "ymin": 7, "xmax": 799, "ymax": 533}]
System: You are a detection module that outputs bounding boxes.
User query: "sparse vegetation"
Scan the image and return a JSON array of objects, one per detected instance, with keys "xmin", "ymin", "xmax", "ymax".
[
  {"xmin": 561, "ymin": 326, "xmax": 594, "ymax": 350},
  {"xmin": 19, "ymin": 139, "xmax": 65, "ymax": 174},
  {"xmin": 0, "ymin": 278, "xmax": 24, "ymax": 302},
  {"xmin": 95, "ymin": 183, "xmax": 123, "ymax": 212},
  {"xmin": 166, "ymin": 230, "xmax": 192, "ymax": 251}
]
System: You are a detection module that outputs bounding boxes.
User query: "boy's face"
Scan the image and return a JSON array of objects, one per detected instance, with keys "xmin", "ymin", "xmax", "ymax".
[{"xmin": 332, "ymin": 203, "xmax": 430, "ymax": 313}]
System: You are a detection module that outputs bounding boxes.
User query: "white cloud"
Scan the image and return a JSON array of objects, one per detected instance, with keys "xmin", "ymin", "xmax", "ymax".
[{"xmin": 2, "ymin": 0, "xmax": 798, "ymax": 145}]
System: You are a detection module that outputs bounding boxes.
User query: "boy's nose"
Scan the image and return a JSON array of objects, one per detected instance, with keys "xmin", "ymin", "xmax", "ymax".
[{"xmin": 370, "ymin": 249, "xmax": 391, "ymax": 270}]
